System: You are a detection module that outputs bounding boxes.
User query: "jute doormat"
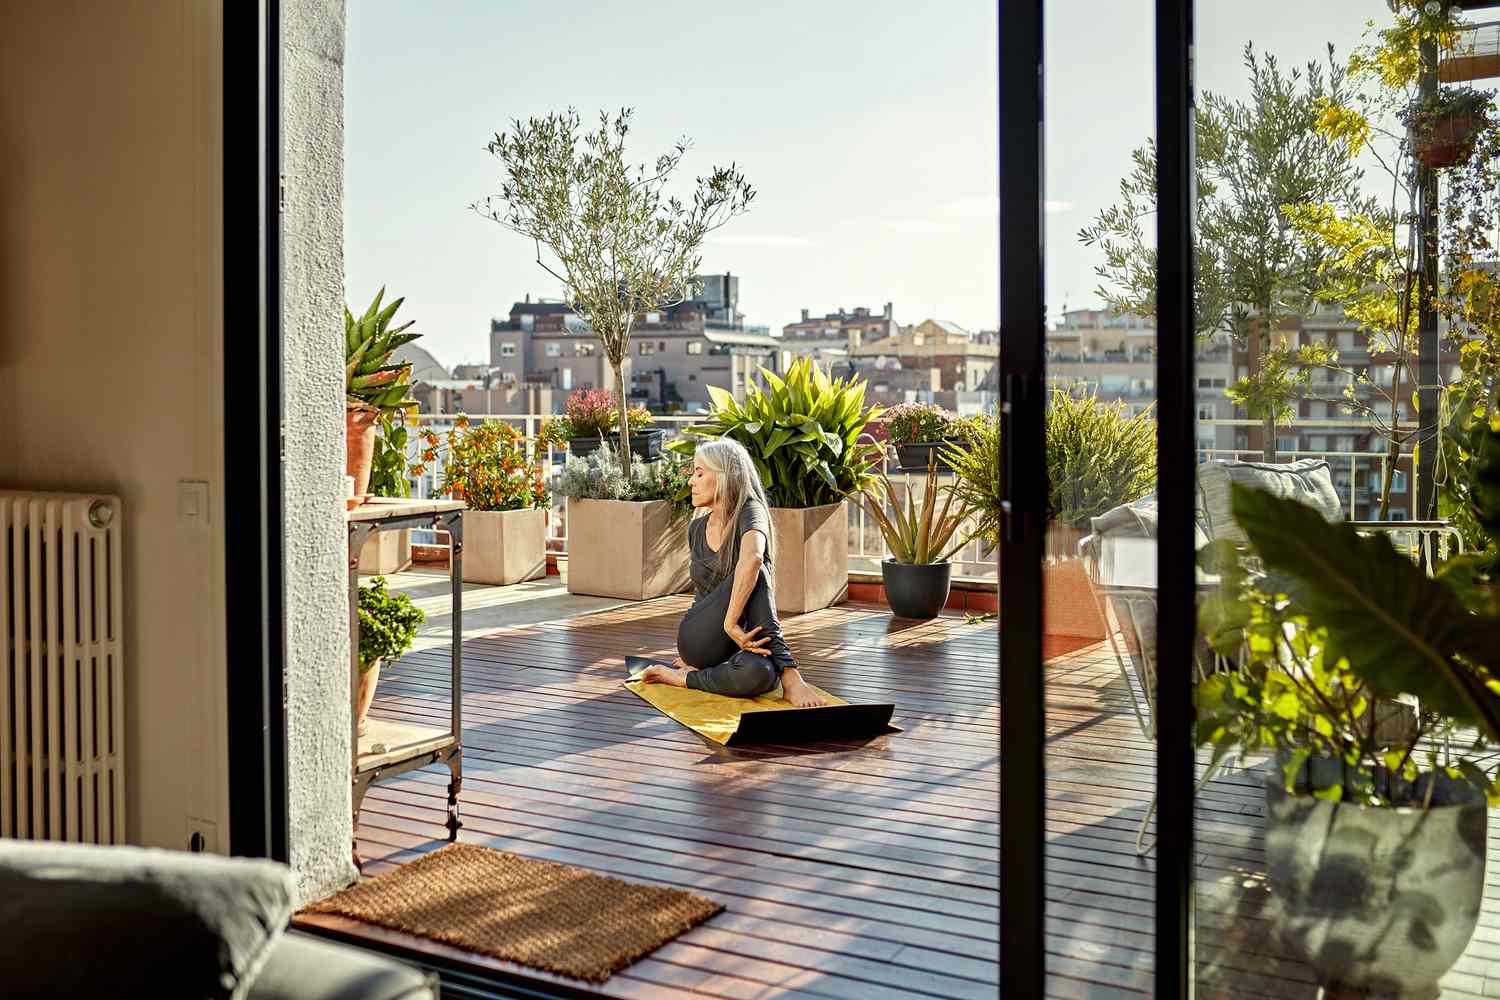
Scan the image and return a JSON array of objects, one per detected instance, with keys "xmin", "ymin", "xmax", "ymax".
[{"xmin": 303, "ymin": 843, "xmax": 722, "ymax": 982}]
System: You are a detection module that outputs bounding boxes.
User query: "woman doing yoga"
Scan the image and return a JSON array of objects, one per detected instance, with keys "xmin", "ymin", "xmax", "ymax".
[{"xmin": 637, "ymin": 438, "xmax": 828, "ymax": 707}]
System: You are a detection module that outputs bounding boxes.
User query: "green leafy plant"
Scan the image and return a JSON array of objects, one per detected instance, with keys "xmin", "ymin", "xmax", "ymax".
[
  {"xmin": 854, "ymin": 461, "xmax": 975, "ymax": 565},
  {"xmin": 346, "ymin": 288, "xmax": 421, "ymax": 416},
  {"xmin": 882, "ymin": 403, "xmax": 954, "ymax": 445},
  {"xmin": 1197, "ymin": 483, "xmax": 1500, "ymax": 806},
  {"xmin": 1402, "ymin": 85, "xmax": 1493, "ymax": 167},
  {"xmin": 943, "ymin": 412, "xmax": 1001, "ymax": 545},
  {"xmin": 429, "ymin": 417, "xmax": 549, "ymax": 512},
  {"xmin": 476, "ymin": 108, "xmax": 754, "ymax": 471},
  {"xmin": 1045, "ymin": 389, "xmax": 1157, "ymax": 531},
  {"xmin": 357, "ymin": 577, "xmax": 425, "ymax": 672},
  {"xmin": 553, "ymin": 448, "xmax": 692, "ymax": 515},
  {"xmin": 369, "ymin": 414, "xmax": 412, "ymax": 499},
  {"xmin": 666, "ymin": 357, "xmax": 884, "ymax": 509}
]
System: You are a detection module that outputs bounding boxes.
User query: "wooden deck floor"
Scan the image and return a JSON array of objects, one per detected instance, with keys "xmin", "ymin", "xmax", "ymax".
[{"xmin": 299, "ymin": 596, "xmax": 1500, "ymax": 999}]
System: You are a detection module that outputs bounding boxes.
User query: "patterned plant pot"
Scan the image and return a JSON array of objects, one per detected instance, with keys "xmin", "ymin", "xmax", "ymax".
[{"xmin": 1265, "ymin": 760, "xmax": 1487, "ymax": 997}]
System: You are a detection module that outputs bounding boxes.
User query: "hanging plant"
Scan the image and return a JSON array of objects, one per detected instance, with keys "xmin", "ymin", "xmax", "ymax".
[{"xmin": 1404, "ymin": 86, "xmax": 1494, "ymax": 168}]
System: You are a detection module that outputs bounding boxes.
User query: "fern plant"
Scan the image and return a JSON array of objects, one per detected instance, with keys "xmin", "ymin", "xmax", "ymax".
[{"xmin": 666, "ymin": 357, "xmax": 883, "ymax": 508}]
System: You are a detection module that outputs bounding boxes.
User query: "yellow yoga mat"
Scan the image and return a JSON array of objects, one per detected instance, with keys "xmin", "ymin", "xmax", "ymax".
[{"xmin": 622, "ymin": 656, "xmax": 898, "ymax": 747}]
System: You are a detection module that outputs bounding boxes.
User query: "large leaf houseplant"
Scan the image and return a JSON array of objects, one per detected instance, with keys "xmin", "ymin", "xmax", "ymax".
[
  {"xmin": 668, "ymin": 357, "xmax": 884, "ymax": 613},
  {"xmin": 1197, "ymin": 483, "xmax": 1500, "ymax": 993}
]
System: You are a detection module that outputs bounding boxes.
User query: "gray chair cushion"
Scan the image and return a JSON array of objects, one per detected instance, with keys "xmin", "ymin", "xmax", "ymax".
[
  {"xmin": 0, "ymin": 840, "xmax": 296, "ymax": 1000},
  {"xmin": 1196, "ymin": 458, "xmax": 1342, "ymax": 544},
  {"xmin": 249, "ymin": 932, "xmax": 437, "ymax": 1000}
]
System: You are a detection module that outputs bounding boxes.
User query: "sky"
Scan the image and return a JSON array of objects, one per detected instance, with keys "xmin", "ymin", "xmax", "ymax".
[{"xmin": 346, "ymin": 0, "xmax": 1389, "ymax": 371}]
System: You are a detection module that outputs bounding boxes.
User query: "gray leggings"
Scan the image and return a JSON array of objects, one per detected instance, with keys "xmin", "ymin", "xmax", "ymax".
[{"xmin": 677, "ymin": 568, "xmax": 792, "ymax": 698}]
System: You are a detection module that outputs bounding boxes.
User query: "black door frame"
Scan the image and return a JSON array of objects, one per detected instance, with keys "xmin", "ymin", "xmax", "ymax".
[{"xmin": 224, "ymin": 0, "xmax": 288, "ymax": 863}]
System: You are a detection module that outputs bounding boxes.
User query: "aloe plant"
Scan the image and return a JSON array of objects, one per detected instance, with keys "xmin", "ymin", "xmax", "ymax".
[
  {"xmin": 666, "ymin": 357, "xmax": 883, "ymax": 508},
  {"xmin": 854, "ymin": 461, "xmax": 975, "ymax": 565},
  {"xmin": 346, "ymin": 287, "xmax": 422, "ymax": 414}
]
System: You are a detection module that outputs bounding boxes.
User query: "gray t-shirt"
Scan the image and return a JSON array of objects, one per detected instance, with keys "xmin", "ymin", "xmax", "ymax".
[{"xmin": 689, "ymin": 501, "xmax": 772, "ymax": 599}]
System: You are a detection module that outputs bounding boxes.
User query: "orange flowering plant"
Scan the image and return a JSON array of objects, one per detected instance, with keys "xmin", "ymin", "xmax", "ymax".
[{"xmin": 422, "ymin": 416, "xmax": 549, "ymax": 512}]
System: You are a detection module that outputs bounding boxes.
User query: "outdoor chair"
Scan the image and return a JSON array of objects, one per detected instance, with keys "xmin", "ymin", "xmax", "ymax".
[{"xmin": 1079, "ymin": 458, "xmax": 1462, "ymax": 854}]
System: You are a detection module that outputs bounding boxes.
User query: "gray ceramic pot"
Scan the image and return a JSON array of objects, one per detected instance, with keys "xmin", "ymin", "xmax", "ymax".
[
  {"xmin": 881, "ymin": 559, "xmax": 952, "ymax": 619},
  {"xmin": 1264, "ymin": 758, "xmax": 1487, "ymax": 997}
]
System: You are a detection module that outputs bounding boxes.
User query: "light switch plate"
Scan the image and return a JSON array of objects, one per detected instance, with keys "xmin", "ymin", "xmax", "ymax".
[{"xmin": 178, "ymin": 480, "xmax": 210, "ymax": 526}]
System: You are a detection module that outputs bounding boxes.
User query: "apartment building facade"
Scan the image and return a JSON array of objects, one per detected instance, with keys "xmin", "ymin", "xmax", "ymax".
[
  {"xmin": 779, "ymin": 303, "xmax": 898, "ymax": 370},
  {"xmin": 846, "ymin": 318, "xmax": 999, "ymax": 410}
]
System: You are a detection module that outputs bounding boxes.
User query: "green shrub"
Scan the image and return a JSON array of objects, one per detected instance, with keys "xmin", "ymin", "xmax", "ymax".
[
  {"xmin": 1046, "ymin": 389, "xmax": 1156, "ymax": 530},
  {"xmin": 357, "ymin": 577, "xmax": 424, "ymax": 671},
  {"xmin": 553, "ymin": 448, "xmax": 692, "ymax": 514},
  {"xmin": 667, "ymin": 357, "xmax": 883, "ymax": 508},
  {"xmin": 943, "ymin": 413, "xmax": 1001, "ymax": 544},
  {"xmin": 369, "ymin": 414, "xmax": 412, "ymax": 498},
  {"xmin": 427, "ymin": 418, "xmax": 550, "ymax": 512}
]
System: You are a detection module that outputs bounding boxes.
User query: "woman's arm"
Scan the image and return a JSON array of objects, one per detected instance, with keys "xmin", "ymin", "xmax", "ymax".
[{"xmin": 722, "ymin": 528, "xmax": 772, "ymax": 655}]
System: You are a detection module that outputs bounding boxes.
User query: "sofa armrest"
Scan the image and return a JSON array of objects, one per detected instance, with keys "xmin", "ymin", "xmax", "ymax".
[{"xmin": 248, "ymin": 932, "xmax": 438, "ymax": 1000}]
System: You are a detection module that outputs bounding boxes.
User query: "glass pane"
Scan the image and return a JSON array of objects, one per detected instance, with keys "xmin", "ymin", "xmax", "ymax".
[
  {"xmin": 1193, "ymin": 2, "xmax": 1499, "ymax": 996},
  {"xmin": 1044, "ymin": 1, "xmax": 1158, "ymax": 992}
]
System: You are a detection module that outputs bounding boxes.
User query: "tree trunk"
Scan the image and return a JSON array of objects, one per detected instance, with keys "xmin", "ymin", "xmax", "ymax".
[
  {"xmin": 1248, "ymin": 317, "xmax": 1276, "ymax": 463},
  {"xmin": 613, "ymin": 358, "xmax": 631, "ymax": 471}
]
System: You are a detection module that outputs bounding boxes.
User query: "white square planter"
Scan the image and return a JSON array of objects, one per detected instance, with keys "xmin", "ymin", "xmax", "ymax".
[
  {"xmin": 357, "ymin": 528, "xmax": 411, "ymax": 576},
  {"xmin": 769, "ymin": 501, "xmax": 849, "ymax": 615},
  {"xmin": 462, "ymin": 507, "xmax": 547, "ymax": 586},
  {"xmin": 566, "ymin": 498, "xmax": 690, "ymax": 600}
]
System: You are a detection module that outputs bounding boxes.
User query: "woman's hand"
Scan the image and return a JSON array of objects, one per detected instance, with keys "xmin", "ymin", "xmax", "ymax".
[{"xmin": 724, "ymin": 622, "xmax": 772, "ymax": 656}]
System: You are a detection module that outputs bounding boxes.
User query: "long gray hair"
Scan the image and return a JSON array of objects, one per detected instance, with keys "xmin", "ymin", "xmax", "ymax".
[{"xmin": 698, "ymin": 437, "xmax": 776, "ymax": 577}]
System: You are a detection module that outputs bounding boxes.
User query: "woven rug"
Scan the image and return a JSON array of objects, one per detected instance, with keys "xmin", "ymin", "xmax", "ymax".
[{"xmin": 304, "ymin": 843, "xmax": 722, "ymax": 982}]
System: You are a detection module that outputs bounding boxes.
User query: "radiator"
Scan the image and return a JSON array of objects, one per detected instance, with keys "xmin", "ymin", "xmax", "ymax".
[{"xmin": 0, "ymin": 491, "xmax": 126, "ymax": 844}]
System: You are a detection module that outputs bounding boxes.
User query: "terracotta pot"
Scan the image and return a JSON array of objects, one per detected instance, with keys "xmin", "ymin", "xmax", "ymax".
[
  {"xmin": 1417, "ymin": 111, "xmax": 1487, "ymax": 168},
  {"xmin": 769, "ymin": 501, "xmax": 849, "ymax": 615},
  {"xmin": 463, "ymin": 507, "xmax": 547, "ymax": 586},
  {"xmin": 345, "ymin": 406, "xmax": 380, "ymax": 499},
  {"xmin": 565, "ymin": 498, "xmax": 690, "ymax": 599},
  {"xmin": 355, "ymin": 658, "xmax": 381, "ymax": 736}
]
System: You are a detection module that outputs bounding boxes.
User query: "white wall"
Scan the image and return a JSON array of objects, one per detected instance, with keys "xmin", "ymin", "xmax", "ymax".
[{"xmin": 0, "ymin": 1, "xmax": 229, "ymax": 852}]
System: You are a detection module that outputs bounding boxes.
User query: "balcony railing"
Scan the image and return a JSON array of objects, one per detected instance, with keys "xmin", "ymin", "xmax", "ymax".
[{"xmin": 397, "ymin": 414, "xmax": 1424, "ymax": 586}]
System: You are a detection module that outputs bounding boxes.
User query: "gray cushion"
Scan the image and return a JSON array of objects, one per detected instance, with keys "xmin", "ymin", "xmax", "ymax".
[
  {"xmin": 1196, "ymin": 458, "xmax": 1342, "ymax": 544},
  {"xmin": 249, "ymin": 932, "xmax": 437, "ymax": 1000},
  {"xmin": 0, "ymin": 840, "xmax": 296, "ymax": 999}
]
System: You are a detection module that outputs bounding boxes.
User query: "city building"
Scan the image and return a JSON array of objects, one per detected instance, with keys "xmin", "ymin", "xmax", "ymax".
[
  {"xmin": 779, "ymin": 303, "xmax": 898, "ymax": 369},
  {"xmin": 486, "ymin": 274, "xmax": 780, "ymax": 412},
  {"xmin": 846, "ymin": 318, "xmax": 999, "ymax": 410}
]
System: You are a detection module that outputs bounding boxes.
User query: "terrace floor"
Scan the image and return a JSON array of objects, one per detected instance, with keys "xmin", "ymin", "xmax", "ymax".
[{"xmin": 297, "ymin": 587, "xmax": 1500, "ymax": 1000}]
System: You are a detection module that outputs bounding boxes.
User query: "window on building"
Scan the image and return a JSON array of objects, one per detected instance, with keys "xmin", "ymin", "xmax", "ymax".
[
  {"xmin": 658, "ymin": 341, "xmax": 666, "ymax": 352},
  {"xmin": 1390, "ymin": 508, "xmax": 1409, "ymax": 522},
  {"xmin": 561, "ymin": 367, "xmax": 572, "ymax": 391},
  {"xmin": 1197, "ymin": 405, "xmax": 1215, "ymax": 421},
  {"xmin": 499, "ymin": 342, "xmax": 516, "ymax": 358},
  {"xmin": 646, "ymin": 312, "xmax": 660, "ymax": 324},
  {"xmin": 501, "ymin": 371, "xmax": 515, "ymax": 384},
  {"xmin": 687, "ymin": 341, "xmax": 704, "ymax": 355},
  {"xmin": 688, "ymin": 374, "xmax": 697, "ymax": 381},
  {"xmin": 576, "ymin": 343, "xmax": 595, "ymax": 356},
  {"xmin": 544, "ymin": 343, "xmax": 561, "ymax": 358},
  {"xmin": 1307, "ymin": 435, "xmax": 1328, "ymax": 452},
  {"xmin": 638, "ymin": 342, "xmax": 655, "ymax": 356},
  {"xmin": 1391, "ymin": 470, "xmax": 1408, "ymax": 493},
  {"xmin": 1276, "ymin": 436, "xmax": 1299, "ymax": 454}
]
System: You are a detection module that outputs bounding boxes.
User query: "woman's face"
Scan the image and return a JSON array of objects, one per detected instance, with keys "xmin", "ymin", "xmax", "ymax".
[{"xmin": 690, "ymin": 457, "xmax": 718, "ymax": 510}]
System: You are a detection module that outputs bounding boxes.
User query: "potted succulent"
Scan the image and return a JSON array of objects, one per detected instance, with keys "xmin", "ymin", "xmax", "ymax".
[
  {"xmin": 355, "ymin": 576, "xmax": 425, "ymax": 736},
  {"xmin": 552, "ymin": 449, "xmax": 693, "ymax": 600},
  {"xmin": 668, "ymin": 357, "xmax": 883, "ymax": 614},
  {"xmin": 1405, "ymin": 86, "xmax": 1493, "ymax": 169},
  {"xmin": 345, "ymin": 288, "xmax": 421, "ymax": 501},
  {"xmin": 854, "ymin": 461, "xmax": 976, "ymax": 619},
  {"xmin": 1197, "ymin": 483, "xmax": 1500, "ymax": 996},
  {"xmin": 426, "ymin": 417, "xmax": 550, "ymax": 586},
  {"xmin": 883, "ymin": 402, "xmax": 964, "ymax": 473},
  {"xmin": 540, "ymin": 389, "xmax": 663, "ymax": 461}
]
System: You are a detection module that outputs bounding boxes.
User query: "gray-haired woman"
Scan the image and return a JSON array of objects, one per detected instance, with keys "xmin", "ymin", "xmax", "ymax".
[{"xmin": 638, "ymin": 438, "xmax": 828, "ymax": 707}]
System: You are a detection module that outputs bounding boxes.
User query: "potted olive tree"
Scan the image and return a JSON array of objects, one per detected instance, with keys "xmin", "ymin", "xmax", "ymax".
[
  {"xmin": 669, "ymin": 357, "xmax": 883, "ymax": 614},
  {"xmin": 355, "ymin": 576, "xmax": 425, "ymax": 736},
  {"xmin": 475, "ymin": 107, "xmax": 753, "ymax": 472},
  {"xmin": 345, "ymin": 287, "xmax": 420, "ymax": 501},
  {"xmin": 854, "ymin": 461, "xmax": 976, "ymax": 619},
  {"xmin": 538, "ymin": 389, "xmax": 662, "ymax": 461},
  {"xmin": 426, "ymin": 417, "xmax": 550, "ymax": 586},
  {"xmin": 552, "ymin": 449, "xmax": 693, "ymax": 600},
  {"xmin": 1198, "ymin": 483, "xmax": 1500, "ymax": 996}
]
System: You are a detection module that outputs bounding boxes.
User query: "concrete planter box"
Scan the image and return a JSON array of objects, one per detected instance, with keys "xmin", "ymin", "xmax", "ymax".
[
  {"xmin": 357, "ymin": 528, "xmax": 411, "ymax": 576},
  {"xmin": 769, "ymin": 501, "xmax": 849, "ymax": 616},
  {"xmin": 566, "ymin": 498, "xmax": 690, "ymax": 600},
  {"xmin": 462, "ymin": 507, "xmax": 547, "ymax": 586}
]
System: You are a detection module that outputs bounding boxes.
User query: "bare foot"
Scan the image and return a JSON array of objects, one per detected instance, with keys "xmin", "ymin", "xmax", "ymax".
[
  {"xmin": 640, "ymin": 664, "xmax": 692, "ymax": 687},
  {"xmin": 780, "ymin": 668, "xmax": 827, "ymax": 708}
]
